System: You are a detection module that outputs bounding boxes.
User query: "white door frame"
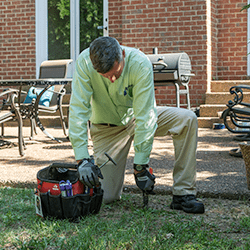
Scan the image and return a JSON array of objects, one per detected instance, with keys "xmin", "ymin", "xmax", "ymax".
[
  {"xmin": 103, "ymin": 0, "xmax": 109, "ymax": 36},
  {"xmin": 35, "ymin": 0, "xmax": 48, "ymax": 78},
  {"xmin": 70, "ymin": 0, "xmax": 80, "ymax": 77}
]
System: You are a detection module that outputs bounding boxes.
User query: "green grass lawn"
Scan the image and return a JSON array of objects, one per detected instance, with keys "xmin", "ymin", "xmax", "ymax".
[{"xmin": 0, "ymin": 187, "xmax": 250, "ymax": 249}]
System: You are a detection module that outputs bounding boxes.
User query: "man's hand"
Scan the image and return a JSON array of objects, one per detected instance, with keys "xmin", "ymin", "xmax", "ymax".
[
  {"xmin": 134, "ymin": 167, "xmax": 156, "ymax": 194},
  {"xmin": 77, "ymin": 158, "xmax": 103, "ymax": 188}
]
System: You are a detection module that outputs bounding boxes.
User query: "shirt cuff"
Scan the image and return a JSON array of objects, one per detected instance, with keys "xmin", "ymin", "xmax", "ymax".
[
  {"xmin": 73, "ymin": 146, "xmax": 90, "ymax": 161},
  {"xmin": 134, "ymin": 152, "xmax": 150, "ymax": 165}
]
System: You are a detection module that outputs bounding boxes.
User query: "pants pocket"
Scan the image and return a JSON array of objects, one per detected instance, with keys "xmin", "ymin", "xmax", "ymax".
[
  {"xmin": 40, "ymin": 188, "xmax": 103, "ymax": 220},
  {"xmin": 61, "ymin": 196, "xmax": 80, "ymax": 219},
  {"xmin": 77, "ymin": 194, "xmax": 91, "ymax": 217},
  {"xmin": 90, "ymin": 187, "xmax": 104, "ymax": 214},
  {"xmin": 48, "ymin": 192, "xmax": 63, "ymax": 219},
  {"xmin": 89, "ymin": 193, "xmax": 97, "ymax": 214},
  {"xmin": 40, "ymin": 192, "xmax": 50, "ymax": 218}
]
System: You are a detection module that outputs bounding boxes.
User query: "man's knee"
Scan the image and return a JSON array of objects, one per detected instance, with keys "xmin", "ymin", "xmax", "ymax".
[
  {"xmin": 185, "ymin": 109, "xmax": 198, "ymax": 127},
  {"xmin": 184, "ymin": 109, "xmax": 197, "ymax": 119}
]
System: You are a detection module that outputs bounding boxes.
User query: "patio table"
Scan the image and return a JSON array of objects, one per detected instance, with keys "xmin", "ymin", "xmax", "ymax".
[{"xmin": 0, "ymin": 78, "xmax": 72, "ymax": 142}]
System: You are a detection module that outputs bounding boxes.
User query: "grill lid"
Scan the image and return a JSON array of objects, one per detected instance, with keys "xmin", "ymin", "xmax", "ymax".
[{"xmin": 147, "ymin": 52, "xmax": 195, "ymax": 86}]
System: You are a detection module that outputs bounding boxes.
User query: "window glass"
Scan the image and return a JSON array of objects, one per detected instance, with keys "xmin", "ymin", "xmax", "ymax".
[
  {"xmin": 80, "ymin": 0, "xmax": 103, "ymax": 53},
  {"xmin": 48, "ymin": 0, "xmax": 70, "ymax": 60},
  {"xmin": 47, "ymin": 0, "xmax": 103, "ymax": 60}
]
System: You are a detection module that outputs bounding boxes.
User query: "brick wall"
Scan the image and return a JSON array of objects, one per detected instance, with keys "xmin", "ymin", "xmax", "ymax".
[
  {"xmin": 109, "ymin": 0, "xmax": 208, "ymax": 107},
  {"xmin": 109, "ymin": 0, "xmax": 249, "ymax": 107},
  {"xmin": 215, "ymin": 0, "xmax": 247, "ymax": 80},
  {"xmin": 0, "ymin": 0, "xmax": 36, "ymax": 80}
]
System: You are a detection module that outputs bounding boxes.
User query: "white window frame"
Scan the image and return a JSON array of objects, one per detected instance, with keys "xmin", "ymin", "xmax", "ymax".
[{"xmin": 70, "ymin": 0, "xmax": 80, "ymax": 76}]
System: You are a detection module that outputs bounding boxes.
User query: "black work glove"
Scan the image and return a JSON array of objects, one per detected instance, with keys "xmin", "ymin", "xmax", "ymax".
[
  {"xmin": 134, "ymin": 168, "xmax": 156, "ymax": 195},
  {"xmin": 77, "ymin": 157, "xmax": 103, "ymax": 188}
]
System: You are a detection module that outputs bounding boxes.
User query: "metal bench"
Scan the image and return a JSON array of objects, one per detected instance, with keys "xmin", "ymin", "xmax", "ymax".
[{"xmin": 222, "ymin": 85, "xmax": 250, "ymax": 141}]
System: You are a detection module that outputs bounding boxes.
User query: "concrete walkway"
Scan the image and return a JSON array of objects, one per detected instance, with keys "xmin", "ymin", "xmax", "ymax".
[{"xmin": 0, "ymin": 126, "xmax": 249, "ymax": 200}]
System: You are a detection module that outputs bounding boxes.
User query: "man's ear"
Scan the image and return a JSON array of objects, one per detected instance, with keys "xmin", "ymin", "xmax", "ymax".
[{"xmin": 122, "ymin": 49, "xmax": 125, "ymax": 58}]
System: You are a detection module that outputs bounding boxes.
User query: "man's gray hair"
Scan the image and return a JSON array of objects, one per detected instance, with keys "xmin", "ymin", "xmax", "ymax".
[{"xmin": 89, "ymin": 37, "xmax": 123, "ymax": 74}]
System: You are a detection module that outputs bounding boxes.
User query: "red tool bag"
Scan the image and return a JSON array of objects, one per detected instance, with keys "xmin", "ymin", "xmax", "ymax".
[{"xmin": 35, "ymin": 162, "xmax": 103, "ymax": 221}]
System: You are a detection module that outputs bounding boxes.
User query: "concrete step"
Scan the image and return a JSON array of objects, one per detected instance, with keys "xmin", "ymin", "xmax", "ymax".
[
  {"xmin": 199, "ymin": 104, "xmax": 227, "ymax": 117},
  {"xmin": 8, "ymin": 80, "xmax": 250, "ymax": 130},
  {"xmin": 35, "ymin": 116, "xmax": 68, "ymax": 128},
  {"xmin": 205, "ymin": 92, "xmax": 250, "ymax": 104},
  {"xmin": 7, "ymin": 114, "xmax": 227, "ymax": 129},
  {"xmin": 198, "ymin": 81, "xmax": 250, "ymax": 129},
  {"xmin": 6, "ymin": 114, "xmax": 225, "ymax": 129},
  {"xmin": 197, "ymin": 117, "xmax": 224, "ymax": 128},
  {"xmin": 198, "ymin": 116, "xmax": 237, "ymax": 129},
  {"xmin": 37, "ymin": 110, "xmax": 233, "ymax": 129},
  {"xmin": 4, "ymin": 115, "xmax": 67, "ymax": 128},
  {"xmin": 211, "ymin": 80, "xmax": 250, "ymax": 92}
]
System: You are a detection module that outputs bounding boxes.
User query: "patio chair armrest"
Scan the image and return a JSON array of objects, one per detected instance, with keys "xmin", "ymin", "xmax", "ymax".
[
  {"xmin": 230, "ymin": 85, "xmax": 250, "ymax": 91},
  {"xmin": 227, "ymin": 85, "xmax": 250, "ymax": 108},
  {"xmin": 0, "ymin": 89, "xmax": 18, "ymax": 98},
  {"xmin": 2, "ymin": 88, "xmax": 26, "ymax": 94},
  {"xmin": 32, "ymin": 87, "xmax": 66, "ymax": 96},
  {"xmin": 45, "ymin": 88, "xmax": 66, "ymax": 96}
]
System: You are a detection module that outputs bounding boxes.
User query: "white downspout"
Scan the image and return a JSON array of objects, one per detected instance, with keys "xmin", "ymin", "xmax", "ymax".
[{"xmin": 206, "ymin": 0, "xmax": 212, "ymax": 93}]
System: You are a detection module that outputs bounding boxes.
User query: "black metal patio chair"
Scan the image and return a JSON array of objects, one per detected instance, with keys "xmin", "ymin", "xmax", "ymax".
[
  {"xmin": 1, "ymin": 59, "xmax": 72, "ymax": 144},
  {"xmin": 0, "ymin": 89, "xmax": 25, "ymax": 156},
  {"xmin": 22, "ymin": 59, "xmax": 73, "ymax": 141},
  {"xmin": 222, "ymin": 85, "xmax": 250, "ymax": 141}
]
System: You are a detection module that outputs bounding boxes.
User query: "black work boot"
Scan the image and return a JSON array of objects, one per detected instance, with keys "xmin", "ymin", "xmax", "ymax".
[{"xmin": 170, "ymin": 195, "xmax": 205, "ymax": 214}]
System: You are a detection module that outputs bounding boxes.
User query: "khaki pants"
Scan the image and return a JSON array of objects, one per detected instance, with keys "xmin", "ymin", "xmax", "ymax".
[{"xmin": 90, "ymin": 106, "xmax": 198, "ymax": 204}]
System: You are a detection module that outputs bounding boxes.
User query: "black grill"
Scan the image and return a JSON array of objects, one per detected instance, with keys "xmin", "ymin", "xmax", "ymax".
[{"xmin": 147, "ymin": 52, "xmax": 195, "ymax": 109}]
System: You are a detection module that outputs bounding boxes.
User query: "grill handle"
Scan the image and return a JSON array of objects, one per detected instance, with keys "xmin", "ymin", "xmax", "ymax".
[
  {"xmin": 181, "ymin": 73, "xmax": 195, "ymax": 77},
  {"xmin": 152, "ymin": 61, "xmax": 168, "ymax": 69}
]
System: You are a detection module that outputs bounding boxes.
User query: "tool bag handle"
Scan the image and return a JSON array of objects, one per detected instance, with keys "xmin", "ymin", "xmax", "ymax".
[{"xmin": 49, "ymin": 162, "xmax": 78, "ymax": 169}]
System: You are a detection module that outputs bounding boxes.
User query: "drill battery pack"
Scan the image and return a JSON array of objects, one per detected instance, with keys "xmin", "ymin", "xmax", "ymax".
[{"xmin": 35, "ymin": 163, "xmax": 103, "ymax": 221}]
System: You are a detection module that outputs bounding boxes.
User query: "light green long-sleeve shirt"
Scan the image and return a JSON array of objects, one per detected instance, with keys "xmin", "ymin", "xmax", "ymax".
[{"xmin": 69, "ymin": 46, "xmax": 158, "ymax": 164}]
